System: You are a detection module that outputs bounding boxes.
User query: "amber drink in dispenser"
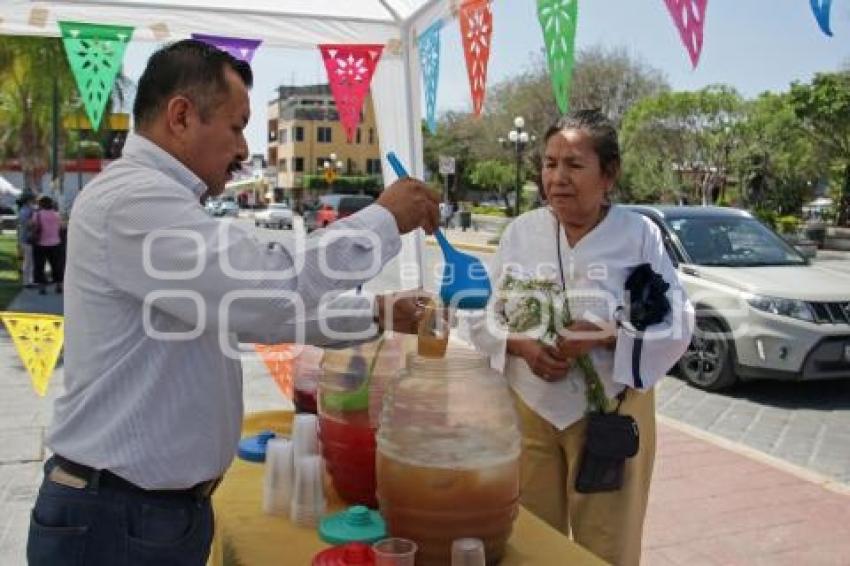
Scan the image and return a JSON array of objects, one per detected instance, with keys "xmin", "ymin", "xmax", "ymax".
[{"xmin": 377, "ymin": 348, "xmax": 521, "ymax": 565}]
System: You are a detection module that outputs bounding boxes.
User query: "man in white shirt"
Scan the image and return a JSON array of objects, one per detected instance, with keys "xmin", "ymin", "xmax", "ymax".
[{"xmin": 27, "ymin": 39, "xmax": 439, "ymax": 566}]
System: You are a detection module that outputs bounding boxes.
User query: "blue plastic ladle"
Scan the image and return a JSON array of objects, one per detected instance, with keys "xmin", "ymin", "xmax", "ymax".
[{"xmin": 386, "ymin": 152, "xmax": 492, "ymax": 310}]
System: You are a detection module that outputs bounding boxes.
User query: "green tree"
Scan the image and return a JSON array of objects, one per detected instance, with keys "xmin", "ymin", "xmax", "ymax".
[
  {"xmin": 789, "ymin": 72, "xmax": 850, "ymax": 225},
  {"xmin": 570, "ymin": 46, "xmax": 670, "ymax": 127},
  {"xmin": 424, "ymin": 45, "xmax": 668, "ymax": 202},
  {"xmin": 735, "ymin": 92, "xmax": 818, "ymax": 214},
  {"xmin": 468, "ymin": 159, "xmax": 515, "ymax": 211},
  {"xmin": 0, "ymin": 37, "xmax": 75, "ymax": 190},
  {"xmin": 620, "ymin": 85, "xmax": 744, "ymax": 203}
]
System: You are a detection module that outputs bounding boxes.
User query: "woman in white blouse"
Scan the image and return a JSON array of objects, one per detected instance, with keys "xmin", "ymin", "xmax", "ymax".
[{"xmin": 462, "ymin": 110, "xmax": 694, "ymax": 566}]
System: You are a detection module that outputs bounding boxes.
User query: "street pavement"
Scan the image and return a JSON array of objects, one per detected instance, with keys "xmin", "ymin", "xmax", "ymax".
[{"xmin": 0, "ymin": 217, "xmax": 848, "ymax": 564}]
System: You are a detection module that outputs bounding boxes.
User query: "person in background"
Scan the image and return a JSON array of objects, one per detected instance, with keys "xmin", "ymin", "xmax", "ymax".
[
  {"xmin": 439, "ymin": 201, "xmax": 454, "ymax": 228},
  {"xmin": 27, "ymin": 39, "xmax": 439, "ymax": 566},
  {"xmin": 462, "ymin": 110, "xmax": 694, "ymax": 566},
  {"xmin": 30, "ymin": 195, "xmax": 64, "ymax": 295},
  {"xmin": 16, "ymin": 193, "xmax": 36, "ymax": 287}
]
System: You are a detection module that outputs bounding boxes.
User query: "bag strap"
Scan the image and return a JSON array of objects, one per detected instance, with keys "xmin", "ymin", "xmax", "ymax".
[{"xmin": 613, "ymin": 389, "xmax": 627, "ymax": 414}]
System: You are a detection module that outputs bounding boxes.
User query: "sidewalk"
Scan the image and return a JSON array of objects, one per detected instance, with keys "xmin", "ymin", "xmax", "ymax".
[
  {"xmin": 2, "ymin": 282, "xmax": 850, "ymax": 564},
  {"xmin": 0, "ymin": 289, "xmax": 66, "ymax": 564},
  {"xmin": 643, "ymin": 417, "xmax": 850, "ymax": 565}
]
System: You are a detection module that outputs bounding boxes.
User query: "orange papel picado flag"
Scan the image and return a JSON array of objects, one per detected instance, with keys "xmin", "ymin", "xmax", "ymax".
[
  {"xmin": 0, "ymin": 312, "xmax": 64, "ymax": 396},
  {"xmin": 254, "ymin": 343, "xmax": 296, "ymax": 400}
]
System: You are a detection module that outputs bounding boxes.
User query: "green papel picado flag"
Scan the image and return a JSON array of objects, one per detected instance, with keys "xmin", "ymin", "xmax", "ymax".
[
  {"xmin": 537, "ymin": 0, "xmax": 579, "ymax": 114},
  {"xmin": 59, "ymin": 21, "xmax": 134, "ymax": 131}
]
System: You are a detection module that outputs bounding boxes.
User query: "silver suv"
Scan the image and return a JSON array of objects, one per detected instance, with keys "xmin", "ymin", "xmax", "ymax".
[{"xmin": 628, "ymin": 206, "xmax": 850, "ymax": 390}]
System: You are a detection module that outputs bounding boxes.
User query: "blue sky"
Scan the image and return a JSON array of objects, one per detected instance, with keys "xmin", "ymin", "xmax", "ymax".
[{"xmin": 122, "ymin": 0, "xmax": 849, "ymax": 154}]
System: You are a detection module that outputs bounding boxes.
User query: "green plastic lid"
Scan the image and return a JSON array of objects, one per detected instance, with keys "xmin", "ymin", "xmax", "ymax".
[{"xmin": 318, "ymin": 506, "xmax": 387, "ymax": 545}]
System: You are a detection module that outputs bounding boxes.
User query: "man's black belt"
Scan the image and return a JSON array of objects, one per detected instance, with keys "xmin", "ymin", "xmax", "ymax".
[{"xmin": 52, "ymin": 454, "xmax": 221, "ymax": 500}]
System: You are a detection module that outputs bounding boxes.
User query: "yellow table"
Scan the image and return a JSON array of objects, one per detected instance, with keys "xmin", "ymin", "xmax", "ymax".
[{"xmin": 210, "ymin": 412, "xmax": 606, "ymax": 566}]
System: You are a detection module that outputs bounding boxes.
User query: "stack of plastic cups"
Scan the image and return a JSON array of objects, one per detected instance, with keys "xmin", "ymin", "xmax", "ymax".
[
  {"xmin": 263, "ymin": 437, "xmax": 294, "ymax": 516},
  {"xmin": 291, "ymin": 454, "xmax": 326, "ymax": 527},
  {"xmin": 290, "ymin": 413, "xmax": 324, "ymax": 527},
  {"xmin": 293, "ymin": 414, "xmax": 319, "ymax": 459},
  {"xmin": 451, "ymin": 538, "xmax": 486, "ymax": 566}
]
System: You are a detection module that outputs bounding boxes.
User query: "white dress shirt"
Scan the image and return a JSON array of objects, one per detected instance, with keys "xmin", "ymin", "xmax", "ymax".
[
  {"xmin": 49, "ymin": 133, "xmax": 400, "ymax": 488},
  {"xmin": 460, "ymin": 205, "xmax": 695, "ymax": 430}
]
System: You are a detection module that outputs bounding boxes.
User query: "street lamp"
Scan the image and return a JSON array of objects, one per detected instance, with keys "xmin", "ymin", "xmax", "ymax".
[{"xmin": 499, "ymin": 116, "xmax": 535, "ymax": 217}]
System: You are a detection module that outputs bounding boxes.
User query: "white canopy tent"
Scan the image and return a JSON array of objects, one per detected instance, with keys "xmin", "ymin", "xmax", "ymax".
[{"xmin": 0, "ymin": 0, "xmax": 458, "ymax": 287}]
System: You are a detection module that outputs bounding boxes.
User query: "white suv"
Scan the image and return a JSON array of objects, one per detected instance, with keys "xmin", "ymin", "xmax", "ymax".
[
  {"xmin": 629, "ymin": 206, "xmax": 850, "ymax": 390},
  {"xmin": 254, "ymin": 202, "xmax": 293, "ymax": 230}
]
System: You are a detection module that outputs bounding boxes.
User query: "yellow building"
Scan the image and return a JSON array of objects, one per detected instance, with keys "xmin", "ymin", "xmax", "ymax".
[{"xmin": 267, "ymin": 84, "xmax": 382, "ymax": 204}]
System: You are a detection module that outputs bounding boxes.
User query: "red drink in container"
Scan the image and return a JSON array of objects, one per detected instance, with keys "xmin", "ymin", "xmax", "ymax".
[{"xmin": 318, "ymin": 336, "xmax": 409, "ymax": 508}]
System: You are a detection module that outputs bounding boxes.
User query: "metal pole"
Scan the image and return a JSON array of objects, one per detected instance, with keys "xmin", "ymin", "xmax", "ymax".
[
  {"xmin": 443, "ymin": 174, "xmax": 449, "ymax": 227},
  {"xmin": 51, "ymin": 74, "xmax": 60, "ymax": 194},
  {"xmin": 400, "ymin": 22, "xmax": 425, "ymax": 290},
  {"xmin": 515, "ymin": 146, "xmax": 522, "ymax": 217},
  {"xmin": 77, "ymin": 131, "xmax": 83, "ymax": 193}
]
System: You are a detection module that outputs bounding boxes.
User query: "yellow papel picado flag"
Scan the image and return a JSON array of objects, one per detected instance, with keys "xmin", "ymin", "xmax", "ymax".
[{"xmin": 0, "ymin": 312, "xmax": 64, "ymax": 396}]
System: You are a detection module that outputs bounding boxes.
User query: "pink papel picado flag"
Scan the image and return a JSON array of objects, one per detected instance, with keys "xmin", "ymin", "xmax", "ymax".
[
  {"xmin": 319, "ymin": 45, "xmax": 384, "ymax": 143},
  {"xmin": 663, "ymin": 0, "xmax": 708, "ymax": 68}
]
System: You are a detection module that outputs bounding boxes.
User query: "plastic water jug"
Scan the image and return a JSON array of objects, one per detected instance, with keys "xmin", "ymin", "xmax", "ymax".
[{"xmin": 376, "ymin": 346, "xmax": 521, "ymax": 565}]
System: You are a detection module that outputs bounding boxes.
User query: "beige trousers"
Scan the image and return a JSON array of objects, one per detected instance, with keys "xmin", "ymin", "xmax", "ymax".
[{"xmin": 513, "ymin": 388, "xmax": 656, "ymax": 566}]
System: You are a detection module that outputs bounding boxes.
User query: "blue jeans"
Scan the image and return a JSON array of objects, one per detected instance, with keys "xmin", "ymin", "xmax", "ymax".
[{"xmin": 27, "ymin": 458, "xmax": 214, "ymax": 566}]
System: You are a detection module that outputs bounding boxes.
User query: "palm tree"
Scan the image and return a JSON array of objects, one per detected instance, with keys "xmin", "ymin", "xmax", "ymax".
[{"xmin": 0, "ymin": 36, "xmax": 131, "ymax": 193}]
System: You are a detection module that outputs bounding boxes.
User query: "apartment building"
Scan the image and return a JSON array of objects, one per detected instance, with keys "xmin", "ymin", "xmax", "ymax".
[{"xmin": 267, "ymin": 84, "xmax": 382, "ymax": 204}]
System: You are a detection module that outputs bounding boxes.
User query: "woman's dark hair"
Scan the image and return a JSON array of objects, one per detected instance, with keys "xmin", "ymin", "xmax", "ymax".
[
  {"xmin": 37, "ymin": 196, "xmax": 54, "ymax": 210},
  {"xmin": 133, "ymin": 39, "xmax": 253, "ymax": 128},
  {"xmin": 543, "ymin": 109, "xmax": 621, "ymax": 178}
]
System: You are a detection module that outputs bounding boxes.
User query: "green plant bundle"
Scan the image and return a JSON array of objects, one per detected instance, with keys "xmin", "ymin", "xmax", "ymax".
[{"xmin": 497, "ymin": 274, "xmax": 612, "ymax": 413}]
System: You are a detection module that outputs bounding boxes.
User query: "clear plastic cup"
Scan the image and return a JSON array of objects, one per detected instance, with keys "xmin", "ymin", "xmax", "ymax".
[
  {"xmin": 372, "ymin": 537, "xmax": 417, "ymax": 566},
  {"xmin": 263, "ymin": 438, "xmax": 293, "ymax": 516},
  {"xmin": 290, "ymin": 454, "xmax": 326, "ymax": 527},
  {"xmin": 451, "ymin": 538, "xmax": 486, "ymax": 566},
  {"xmin": 417, "ymin": 301, "xmax": 450, "ymax": 358},
  {"xmin": 292, "ymin": 413, "xmax": 319, "ymax": 460}
]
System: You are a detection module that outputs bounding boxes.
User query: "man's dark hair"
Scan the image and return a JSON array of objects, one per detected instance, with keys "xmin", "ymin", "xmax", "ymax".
[
  {"xmin": 133, "ymin": 39, "xmax": 253, "ymax": 128},
  {"xmin": 543, "ymin": 109, "xmax": 621, "ymax": 178}
]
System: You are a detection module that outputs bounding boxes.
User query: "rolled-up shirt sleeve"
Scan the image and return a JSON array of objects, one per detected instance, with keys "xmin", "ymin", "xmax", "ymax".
[
  {"xmin": 106, "ymin": 184, "xmax": 400, "ymax": 344},
  {"xmin": 612, "ymin": 221, "xmax": 695, "ymax": 390}
]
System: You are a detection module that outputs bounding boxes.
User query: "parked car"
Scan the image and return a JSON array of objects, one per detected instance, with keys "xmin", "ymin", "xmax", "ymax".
[
  {"xmin": 204, "ymin": 199, "xmax": 221, "ymax": 215},
  {"xmin": 254, "ymin": 202, "xmax": 293, "ymax": 230},
  {"xmin": 0, "ymin": 205, "xmax": 17, "ymax": 232},
  {"xmin": 627, "ymin": 205, "xmax": 850, "ymax": 390},
  {"xmin": 304, "ymin": 194, "xmax": 375, "ymax": 232},
  {"xmin": 214, "ymin": 200, "xmax": 240, "ymax": 217}
]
